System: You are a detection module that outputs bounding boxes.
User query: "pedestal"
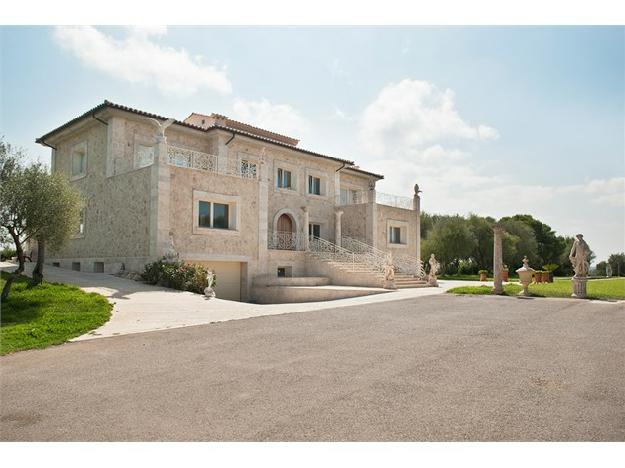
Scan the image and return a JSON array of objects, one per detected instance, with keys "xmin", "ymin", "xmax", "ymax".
[
  {"xmin": 572, "ymin": 276, "xmax": 588, "ymax": 299},
  {"xmin": 428, "ymin": 274, "xmax": 438, "ymax": 287},
  {"xmin": 518, "ymin": 281, "xmax": 531, "ymax": 296},
  {"xmin": 384, "ymin": 280, "xmax": 397, "ymax": 290}
]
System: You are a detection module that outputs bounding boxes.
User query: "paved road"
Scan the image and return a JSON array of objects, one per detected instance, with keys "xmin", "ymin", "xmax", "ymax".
[{"xmin": 1, "ymin": 294, "xmax": 624, "ymax": 441}]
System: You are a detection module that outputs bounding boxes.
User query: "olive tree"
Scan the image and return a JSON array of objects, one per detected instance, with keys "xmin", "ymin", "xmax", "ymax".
[{"xmin": 0, "ymin": 138, "xmax": 82, "ymax": 298}]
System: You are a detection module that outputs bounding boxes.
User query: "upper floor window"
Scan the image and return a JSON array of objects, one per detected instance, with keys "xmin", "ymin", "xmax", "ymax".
[
  {"xmin": 198, "ymin": 201, "xmax": 230, "ymax": 230},
  {"xmin": 71, "ymin": 142, "xmax": 87, "ymax": 179},
  {"xmin": 389, "ymin": 226, "xmax": 402, "ymax": 244},
  {"xmin": 277, "ymin": 168, "xmax": 292, "ymax": 189},
  {"xmin": 308, "ymin": 175, "xmax": 321, "ymax": 195}
]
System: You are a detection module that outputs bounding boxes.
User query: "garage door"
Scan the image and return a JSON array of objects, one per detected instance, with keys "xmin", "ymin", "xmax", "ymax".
[{"xmin": 189, "ymin": 261, "xmax": 242, "ymax": 301}]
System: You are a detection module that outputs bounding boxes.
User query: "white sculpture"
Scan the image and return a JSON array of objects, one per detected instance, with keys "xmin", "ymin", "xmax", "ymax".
[
  {"xmin": 516, "ymin": 256, "xmax": 535, "ymax": 296},
  {"xmin": 163, "ymin": 232, "xmax": 179, "ymax": 264},
  {"xmin": 606, "ymin": 263, "xmax": 613, "ymax": 278},
  {"xmin": 147, "ymin": 117, "xmax": 175, "ymax": 143},
  {"xmin": 428, "ymin": 253, "xmax": 440, "ymax": 287},
  {"xmin": 569, "ymin": 234, "xmax": 590, "ymax": 278},
  {"xmin": 569, "ymin": 234, "xmax": 590, "ymax": 298},
  {"xmin": 204, "ymin": 270, "xmax": 216, "ymax": 299},
  {"xmin": 383, "ymin": 254, "xmax": 396, "ymax": 289}
]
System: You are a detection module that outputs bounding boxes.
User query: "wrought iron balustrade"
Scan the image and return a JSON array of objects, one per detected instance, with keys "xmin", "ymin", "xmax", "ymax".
[
  {"xmin": 375, "ymin": 191, "xmax": 414, "ymax": 210},
  {"xmin": 268, "ymin": 230, "xmax": 305, "ymax": 251},
  {"xmin": 167, "ymin": 145, "xmax": 258, "ymax": 180}
]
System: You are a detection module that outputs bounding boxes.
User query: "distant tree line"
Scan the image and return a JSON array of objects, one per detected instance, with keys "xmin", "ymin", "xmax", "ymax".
[{"xmin": 420, "ymin": 212, "xmax": 614, "ymax": 276}]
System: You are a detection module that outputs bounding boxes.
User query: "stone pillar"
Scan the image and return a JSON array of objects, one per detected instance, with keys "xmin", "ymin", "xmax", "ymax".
[
  {"xmin": 335, "ymin": 209, "xmax": 343, "ymax": 246},
  {"xmin": 492, "ymin": 224, "xmax": 504, "ymax": 295},
  {"xmin": 106, "ymin": 116, "xmax": 125, "ymax": 177},
  {"xmin": 413, "ymin": 184, "xmax": 422, "ymax": 266},
  {"xmin": 366, "ymin": 180, "xmax": 378, "ymax": 248},
  {"xmin": 257, "ymin": 157, "xmax": 269, "ymax": 262},
  {"xmin": 216, "ymin": 134, "xmax": 229, "ymax": 173},
  {"xmin": 149, "ymin": 134, "xmax": 171, "ymax": 259},
  {"xmin": 301, "ymin": 206, "xmax": 310, "ymax": 251}
]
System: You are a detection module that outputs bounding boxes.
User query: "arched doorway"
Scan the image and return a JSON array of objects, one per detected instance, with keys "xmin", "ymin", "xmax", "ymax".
[{"xmin": 276, "ymin": 213, "xmax": 296, "ymax": 250}]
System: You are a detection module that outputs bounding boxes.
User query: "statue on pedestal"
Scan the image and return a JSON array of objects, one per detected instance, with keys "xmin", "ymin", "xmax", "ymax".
[
  {"xmin": 569, "ymin": 234, "xmax": 590, "ymax": 298},
  {"xmin": 204, "ymin": 270, "xmax": 216, "ymax": 299},
  {"xmin": 163, "ymin": 232, "xmax": 179, "ymax": 264},
  {"xmin": 428, "ymin": 253, "xmax": 440, "ymax": 287},
  {"xmin": 383, "ymin": 254, "xmax": 396, "ymax": 289}
]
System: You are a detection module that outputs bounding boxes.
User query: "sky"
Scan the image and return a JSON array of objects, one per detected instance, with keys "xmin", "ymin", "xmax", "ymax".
[{"xmin": 1, "ymin": 26, "xmax": 623, "ymax": 262}]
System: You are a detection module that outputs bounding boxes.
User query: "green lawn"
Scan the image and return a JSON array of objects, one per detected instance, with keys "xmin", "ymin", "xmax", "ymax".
[
  {"xmin": 447, "ymin": 277, "xmax": 625, "ymax": 301},
  {"xmin": 0, "ymin": 272, "xmax": 112, "ymax": 355}
]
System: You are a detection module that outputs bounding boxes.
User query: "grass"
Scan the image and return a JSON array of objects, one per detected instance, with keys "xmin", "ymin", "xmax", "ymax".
[
  {"xmin": 447, "ymin": 277, "xmax": 625, "ymax": 301},
  {"xmin": 0, "ymin": 272, "xmax": 112, "ymax": 355}
]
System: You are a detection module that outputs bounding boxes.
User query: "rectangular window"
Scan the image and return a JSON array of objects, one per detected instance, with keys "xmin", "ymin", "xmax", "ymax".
[
  {"xmin": 309, "ymin": 223, "xmax": 321, "ymax": 238},
  {"xmin": 277, "ymin": 168, "xmax": 292, "ymax": 189},
  {"xmin": 389, "ymin": 226, "xmax": 401, "ymax": 244},
  {"xmin": 308, "ymin": 175, "xmax": 321, "ymax": 195},
  {"xmin": 71, "ymin": 148, "xmax": 86, "ymax": 177},
  {"xmin": 197, "ymin": 201, "xmax": 231, "ymax": 229},
  {"xmin": 212, "ymin": 203, "xmax": 229, "ymax": 229},
  {"xmin": 198, "ymin": 201, "xmax": 211, "ymax": 228}
]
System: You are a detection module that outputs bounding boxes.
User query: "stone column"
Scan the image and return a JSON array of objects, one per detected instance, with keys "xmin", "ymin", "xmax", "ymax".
[
  {"xmin": 216, "ymin": 134, "xmax": 229, "ymax": 173},
  {"xmin": 106, "ymin": 117, "xmax": 125, "ymax": 177},
  {"xmin": 301, "ymin": 206, "xmax": 310, "ymax": 251},
  {"xmin": 413, "ymin": 184, "xmax": 422, "ymax": 267},
  {"xmin": 335, "ymin": 209, "xmax": 343, "ymax": 246},
  {"xmin": 366, "ymin": 180, "xmax": 378, "ymax": 248},
  {"xmin": 149, "ymin": 134, "xmax": 171, "ymax": 260},
  {"xmin": 257, "ymin": 157, "xmax": 269, "ymax": 263},
  {"xmin": 492, "ymin": 224, "xmax": 504, "ymax": 295}
]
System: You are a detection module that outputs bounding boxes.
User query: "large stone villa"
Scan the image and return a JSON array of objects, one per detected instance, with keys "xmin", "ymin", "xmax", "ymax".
[{"xmin": 37, "ymin": 100, "xmax": 426, "ymax": 302}]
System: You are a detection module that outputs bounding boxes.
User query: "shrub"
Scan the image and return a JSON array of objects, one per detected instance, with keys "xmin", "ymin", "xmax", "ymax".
[
  {"xmin": 543, "ymin": 263, "xmax": 559, "ymax": 272},
  {"xmin": 0, "ymin": 246, "xmax": 17, "ymax": 261},
  {"xmin": 141, "ymin": 258, "xmax": 214, "ymax": 294},
  {"xmin": 478, "ymin": 269, "xmax": 488, "ymax": 275}
]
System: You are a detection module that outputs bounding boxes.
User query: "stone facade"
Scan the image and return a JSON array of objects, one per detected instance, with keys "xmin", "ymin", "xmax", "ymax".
[{"xmin": 40, "ymin": 102, "xmax": 422, "ymax": 301}]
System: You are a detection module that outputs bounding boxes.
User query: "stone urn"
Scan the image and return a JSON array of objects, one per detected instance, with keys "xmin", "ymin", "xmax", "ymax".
[
  {"xmin": 533, "ymin": 271, "xmax": 542, "ymax": 284},
  {"xmin": 479, "ymin": 270, "xmax": 488, "ymax": 282},
  {"xmin": 516, "ymin": 256, "xmax": 535, "ymax": 296},
  {"xmin": 502, "ymin": 268, "xmax": 509, "ymax": 282}
]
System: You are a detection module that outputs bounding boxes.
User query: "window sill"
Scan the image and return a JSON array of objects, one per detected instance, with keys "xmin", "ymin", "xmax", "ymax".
[
  {"xmin": 306, "ymin": 193, "xmax": 326, "ymax": 200},
  {"xmin": 71, "ymin": 234, "xmax": 85, "ymax": 240},
  {"xmin": 275, "ymin": 187, "xmax": 298, "ymax": 195},
  {"xmin": 70, "ymin": 173, "xmax": 87, "ymax": 181},
  {"xmin": 193, "ymin": 227, "xmax": 240, "ymax": 236},
  {"xmin": 387, "ymin": 242, "xmax": 407, "ymax": 248}
]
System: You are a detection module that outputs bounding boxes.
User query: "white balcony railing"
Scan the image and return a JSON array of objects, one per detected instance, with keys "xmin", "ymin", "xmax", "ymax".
[
  {"xmin": 375, "ymin": 191, "xmax": 414, "ymax": 210},
  {"xmin": 167, "ymin": 146, "xmax": 258, "ymax": 180}
]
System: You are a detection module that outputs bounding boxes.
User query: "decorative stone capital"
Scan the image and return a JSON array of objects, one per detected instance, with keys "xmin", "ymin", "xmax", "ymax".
[
  {"xmin": 492, "ymin": 223, "xmax": 504, "ymax": 233},
  {"xmin": 301, "ymin": 206, "xmax": 309, "ymax": 213}
]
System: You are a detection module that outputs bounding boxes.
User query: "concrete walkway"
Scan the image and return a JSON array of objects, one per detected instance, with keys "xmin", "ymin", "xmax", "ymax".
[{"xmin": 1, "ymin": 262, "xmax": 481, "ymax": 340}]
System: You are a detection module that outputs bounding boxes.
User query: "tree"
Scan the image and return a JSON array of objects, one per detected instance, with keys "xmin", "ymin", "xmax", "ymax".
[
  {"xmin": 500, "ymin": 214, "xmax": 563, "ymax": 265},
  {"xmin": 499, "ymin": 218, "xmax": 539, "ymax": 270},
  {"xmin": 608, "ymin": 252, "xmax": 625, "ymax": 277},
  {"xmin": 467, "ymin": 214, "xmax": 495, "ymax": 270},
  {"xmin": 0, "ymin": 138, "xmax": 29, "ymax": 274},
  {"xmin": 595, "ymin": 261, "xmax": 608, "ymax": 276},
  {"xmin": 421, "ymin": 215, "xmax": 477, "ymax": 274},
  {"xmin": 25, "ymin": 166, "xmax": 83, "ymax": 284},
  {"xmin": 0, "ymin": 138, "xmax": 82, "ymax": 297}
]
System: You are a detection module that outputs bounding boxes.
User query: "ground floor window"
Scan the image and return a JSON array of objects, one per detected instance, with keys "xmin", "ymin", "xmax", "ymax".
[
  {"xmin": 309, "ymin": 223, "xmax": 321, "ymax": 238},
  {"xmin": 198, "ymin": 201, "xmax": 230, "ymax": 230}
]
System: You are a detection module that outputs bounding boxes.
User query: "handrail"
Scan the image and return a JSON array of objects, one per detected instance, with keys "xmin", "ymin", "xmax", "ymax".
[
  {"xmin": 342, "ymin": 235, "xmax": 425, "ymax": 278},
  {"xmin": 167, "ymin": 145, "xmax": 258, "ymax": 180},
  {"xmin": 268, "ymin": 230, "xmax": 305, "ymax": 251}
]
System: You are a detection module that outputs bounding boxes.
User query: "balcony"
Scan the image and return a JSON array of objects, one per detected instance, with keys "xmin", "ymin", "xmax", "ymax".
[
  {"xmin": 268, "ymin": 230, "xmax": 306, "ymax": 251},
  {"xmin": 336, "ymin": 189, "xmax": 414, "ymax": 210},
  {"xmin": 167, "ymin": 145, "xmax": 258, "ymax": 180}
]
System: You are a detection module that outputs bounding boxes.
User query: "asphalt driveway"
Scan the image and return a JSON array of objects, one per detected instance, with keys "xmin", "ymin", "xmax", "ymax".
[{"xmin": 1, "ymin": 294, "xmax": 624, "ymax": 441}]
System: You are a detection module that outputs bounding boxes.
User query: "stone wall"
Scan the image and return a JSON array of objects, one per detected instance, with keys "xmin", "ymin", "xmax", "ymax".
[
  {"xmin": 341, "ymin": 203, "xmax": 368, "ymax": 241},
  {"xmin": 49, "ymin": 121, "xmax": 152, "ymax": 267},
  {"xmin": 376, "ymin": 204, "xmax": 418, "ymax": 258}
]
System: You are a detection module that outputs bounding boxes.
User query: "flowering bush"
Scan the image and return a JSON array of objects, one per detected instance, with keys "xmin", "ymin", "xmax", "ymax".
[{"xmin": 141, "ymin": 258, "xmax": 214, "ymax": 294}]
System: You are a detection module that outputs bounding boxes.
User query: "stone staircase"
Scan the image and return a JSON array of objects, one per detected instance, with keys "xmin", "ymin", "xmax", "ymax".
[
  {"xmin": 307, "ymin": 236, "xmax": 431, "ymax": 289},
  {"xmin": 393, "ymin": 273, "xmax": 429, "ymax": 289}
]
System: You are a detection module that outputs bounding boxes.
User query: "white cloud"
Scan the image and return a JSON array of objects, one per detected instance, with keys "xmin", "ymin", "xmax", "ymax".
[
  {"xmin": 359, "ymin": 79, "xmax": 499, "ymax": 154},
  {"xmin": 53, "ymin": 26, "xmax": 232, "ymax": 97},
  {"xmin": 231, "ymin": 98, "xmax": 308, "ymax": 139}
]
